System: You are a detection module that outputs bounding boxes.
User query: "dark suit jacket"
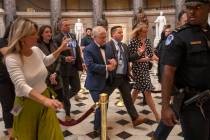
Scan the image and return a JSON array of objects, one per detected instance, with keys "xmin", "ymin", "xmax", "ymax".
[
  {"xmin": 53, "ymin": 32, "xmax": 83, "ymax": 76},
  {"xmin": 84, "ymin": 41, "xmax": 115, "ymax": 91},
  {"xmin": 107, "ymin": 40, "xmax": 142, "ymax": 62},
  {"xmin": 106, "ymin": 40, "xmax": 142, "ymax": 79}
]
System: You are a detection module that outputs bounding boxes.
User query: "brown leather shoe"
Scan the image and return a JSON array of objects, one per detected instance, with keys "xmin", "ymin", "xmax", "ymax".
[
  {"xmin": 107, "ymin": 126, "xmax": 113, "ymax": 130},
  {"xmin": 132, "ymin": 116, "xmax": 145, "ymax": 127}
]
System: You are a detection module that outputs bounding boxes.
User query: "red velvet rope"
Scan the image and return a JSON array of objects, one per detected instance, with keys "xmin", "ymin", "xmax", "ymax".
[{"xmin": 58, "ymin": 104, "xmax": 96, "ymax": 126}]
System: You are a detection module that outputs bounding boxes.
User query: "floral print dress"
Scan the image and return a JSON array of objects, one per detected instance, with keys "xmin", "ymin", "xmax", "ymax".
[{"xmin": 128, "ymin": 38, "xmax": 153, "ymax": 92}]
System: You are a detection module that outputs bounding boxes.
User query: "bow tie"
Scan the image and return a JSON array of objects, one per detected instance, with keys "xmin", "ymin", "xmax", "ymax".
[{"xmin": 100, "ymin": 45, "xmax": 105, "ymax": 50}]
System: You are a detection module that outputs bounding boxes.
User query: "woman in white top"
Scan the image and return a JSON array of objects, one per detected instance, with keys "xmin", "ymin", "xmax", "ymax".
[{"xmin": 5, "ymin": 17, "xmax": 69, "ymax": 140}]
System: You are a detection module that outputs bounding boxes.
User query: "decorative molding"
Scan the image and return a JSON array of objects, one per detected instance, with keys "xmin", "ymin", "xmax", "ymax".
[{"xmin": 16, "ymin": 9, "xmax": 175, "ymax": 18}]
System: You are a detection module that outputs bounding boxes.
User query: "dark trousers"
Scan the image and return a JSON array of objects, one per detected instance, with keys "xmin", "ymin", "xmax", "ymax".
[
  {"xmin": 104, "ymin": 76, "xmax": 138, "ymax": 120},
  {"xmin": 0, "ymin": 83, "xmax": 15, "ymax": 128},
  {"xmin": 62, "ymin": 72, "xmax": 81, "ymax": 116},
  {"xmin": 153, "ymin": 106, "xmax": 178, "ymax": 140},
  {"xmin": 89, "ymin": 90, "xmax": 104, "ymax": 130},
  {"xmin": 153, "ymin": 120, "xmax": 174, "ymax": 140},
  {"xmin": 54, "ymin": 88, "xmax": 64, "ymax": 103},
  {"xmin": 180, "ymin": 103, "xmax": 210, "ymax": 140}
]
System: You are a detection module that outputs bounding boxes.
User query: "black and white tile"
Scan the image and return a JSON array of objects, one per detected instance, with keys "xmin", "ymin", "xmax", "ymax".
[{"xmin": 0, "ymin": 69, "xmax": 183, "ymax": 140}]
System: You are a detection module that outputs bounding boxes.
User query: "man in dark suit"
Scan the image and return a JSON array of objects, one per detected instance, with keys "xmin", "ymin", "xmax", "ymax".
[
  {"xmin": 83, "ymin": 26, "xmax": 117, "ymax": 134},
  {"xmin": 54, "ymin": 19, "xmax": 83, "ymax": 121},
  {"xmin": 105, "ymin": 26, "xmax": 146, "ymax": 127}
]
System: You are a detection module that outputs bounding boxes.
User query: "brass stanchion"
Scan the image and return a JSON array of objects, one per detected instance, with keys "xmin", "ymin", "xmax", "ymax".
[{"xmin": 100, "ymin": 93, "xmax": 108, "ymax": 140}]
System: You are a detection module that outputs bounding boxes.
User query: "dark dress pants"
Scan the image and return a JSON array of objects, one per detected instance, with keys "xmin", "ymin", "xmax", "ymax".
[
  {"xmin": 54, "ymin": 88, "xmax": 64, "ymax": 103},
  {"xmin": 104, "ymin": 76, "xmax": 138, "ymax": 121},
  {"xmin": 180, "ymin": 103, "xmax": 210, "ymax": 140},
  {"xmin": 68, "ymin": 72, "xmax": 81, "ymax": 98},
  {"xmin": 153, "ymin": 119, "xmax": 174, "ymax": 140},
  {"xmin": 153, "ymin": 105, "xmax": 179, "ymax": 140},
  {"xmin": 0, "ymin": 82, "xmax": 15, "ymax": 128},
  {"xmin": 62, "ymin": 76, "xmax": 72, "ymax": 116},
  {"xmin": 62, "ymin": 72, "xmax": 81, "ymax": 116},
  {"xmin": 89, "ymin": 90, "xmax": 105, "ymax": 131}
]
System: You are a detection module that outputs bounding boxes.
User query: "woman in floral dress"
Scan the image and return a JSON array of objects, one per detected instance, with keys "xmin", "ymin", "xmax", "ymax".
[{"xmin": 129, "ymin": 22, "xmax": 160, "ymax": 121}]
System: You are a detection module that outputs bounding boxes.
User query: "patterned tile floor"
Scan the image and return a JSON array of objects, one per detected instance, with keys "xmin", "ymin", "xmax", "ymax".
[{"xmin": 0, "ymin": 64, "xmax": 183, "ymax": 140}]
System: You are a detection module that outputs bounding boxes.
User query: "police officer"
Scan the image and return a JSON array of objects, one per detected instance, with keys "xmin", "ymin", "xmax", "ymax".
[{"xmin": 161, "ymin": 0, "xmax": 210, "ymax": 140}]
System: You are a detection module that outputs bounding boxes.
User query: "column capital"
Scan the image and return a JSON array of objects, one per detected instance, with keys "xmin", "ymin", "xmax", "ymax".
[{"xmin": 133, "ymin": 0, "xmax": 143, "ymax": 15}]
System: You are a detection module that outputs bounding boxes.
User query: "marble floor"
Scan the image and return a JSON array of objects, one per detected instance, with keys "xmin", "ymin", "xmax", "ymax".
[{"xmin": 0, "ymin": 64, "xmax": 183, "ymax": 140}]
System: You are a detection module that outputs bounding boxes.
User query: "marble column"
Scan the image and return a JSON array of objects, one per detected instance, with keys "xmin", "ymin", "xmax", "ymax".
[
  {"xmin": 133, "ymin": 0, "xmax": 143, "ymax": 15},
  {"xmin": 0, "ymin": 8, "xmax": 5, "ymax": 37},
  {"xmin": 92, "ymin": 0, "xmax": 103, "ymax": 26},
  {"xmin": 3, "ymin": 0, "xmax": 16, "ymax": 27},
  {"xmin": 208, "ymin": 13, "xmax": 210, "ymax": 25},
  {"xmin": 50, "ymin": 0, "xmax": 61, "ymax": 34},
  {"xmin": 175, "ymin": 0, "xmax": 185, "ymax": 22}
]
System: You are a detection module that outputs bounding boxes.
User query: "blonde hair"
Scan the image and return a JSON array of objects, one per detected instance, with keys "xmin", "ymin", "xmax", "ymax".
[
  {"xmin": 7, "ymin": 17, "xmax": 38, "ymax": 55},
  {"xmin": 130, "ymin": 22, "xmax": 148, "ymax": 39}
]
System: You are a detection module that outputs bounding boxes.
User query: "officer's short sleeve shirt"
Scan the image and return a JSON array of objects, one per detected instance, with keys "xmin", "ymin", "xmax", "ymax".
[{"xmin": 162, "ymin": 32, "xmax": 185, "ymax": 67}]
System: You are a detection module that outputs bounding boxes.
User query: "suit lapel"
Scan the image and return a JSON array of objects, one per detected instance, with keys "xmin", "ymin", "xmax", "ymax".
[
  {"xmin": 93, "ymin": 42, "xmax": 105, "ymax": 64},
  {"xmin": 59, "ymin": 33, "xmax": 65, "ymax": 45},
  {"xmin": 109, "ymin": 40, "xmax": 117, "ymax": 59},
  {"xmin": 105, "ymin": 44, "xmax": 111, "ymax": 63},
  {"xmin": 110, "ymin": 40, "xmax": 117, "ymax": 52},
  {"xmin": 122, "ymin": 43, "xmax": 129, "ymax": 61}
]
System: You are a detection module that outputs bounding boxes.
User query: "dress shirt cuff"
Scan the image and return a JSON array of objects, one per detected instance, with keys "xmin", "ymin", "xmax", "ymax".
[
  {"xmin": 22, "ymin": 85, "xmax": 33, "ymax": 97},
  {"xmin": 105, "ymin": 65, "xmax": 108, "ymax": 79}
]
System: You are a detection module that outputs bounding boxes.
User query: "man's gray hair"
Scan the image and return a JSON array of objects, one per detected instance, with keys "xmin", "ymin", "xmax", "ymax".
[
  {"xmin": 92, "ymin": 26, "xmax": 106, "ymax": 38},
  {"xmin": 58, "ymin": 19, "xmax": 69, "ymax": 29}
]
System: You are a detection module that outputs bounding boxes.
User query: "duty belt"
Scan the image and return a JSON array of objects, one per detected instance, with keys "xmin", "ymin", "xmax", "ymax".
[{"xmin": 184, "ymin": 89, "xmax": 210, "ymax": 120}]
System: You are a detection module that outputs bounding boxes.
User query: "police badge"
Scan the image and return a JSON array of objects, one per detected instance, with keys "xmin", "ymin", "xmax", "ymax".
[{"xmin": 165, "ymin": 34, "xmax": 174, "ymax": 46}]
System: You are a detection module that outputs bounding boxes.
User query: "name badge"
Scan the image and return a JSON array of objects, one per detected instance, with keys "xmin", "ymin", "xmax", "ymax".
[
  {"xmin": 190, "ymin": 41, "xmax": 202, "ymax": 45},
  {"xmin": 118, "ymin": 59, "xmax": 123, "ymax": 65},
  {"xmin": 11, "ymin": 104, "xmax": 23, "ymax": 116}
]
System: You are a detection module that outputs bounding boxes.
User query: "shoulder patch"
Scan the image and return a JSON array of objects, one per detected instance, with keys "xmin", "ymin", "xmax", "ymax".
[{"xmin": 165, "ymin": 34, "xmax": 174, "ymax": 46}]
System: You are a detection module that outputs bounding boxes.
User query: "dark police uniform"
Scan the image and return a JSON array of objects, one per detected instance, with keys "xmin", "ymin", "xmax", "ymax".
[{"xmin": 163, "ymin": 21, "xmax": 210, "ymax": 140}]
